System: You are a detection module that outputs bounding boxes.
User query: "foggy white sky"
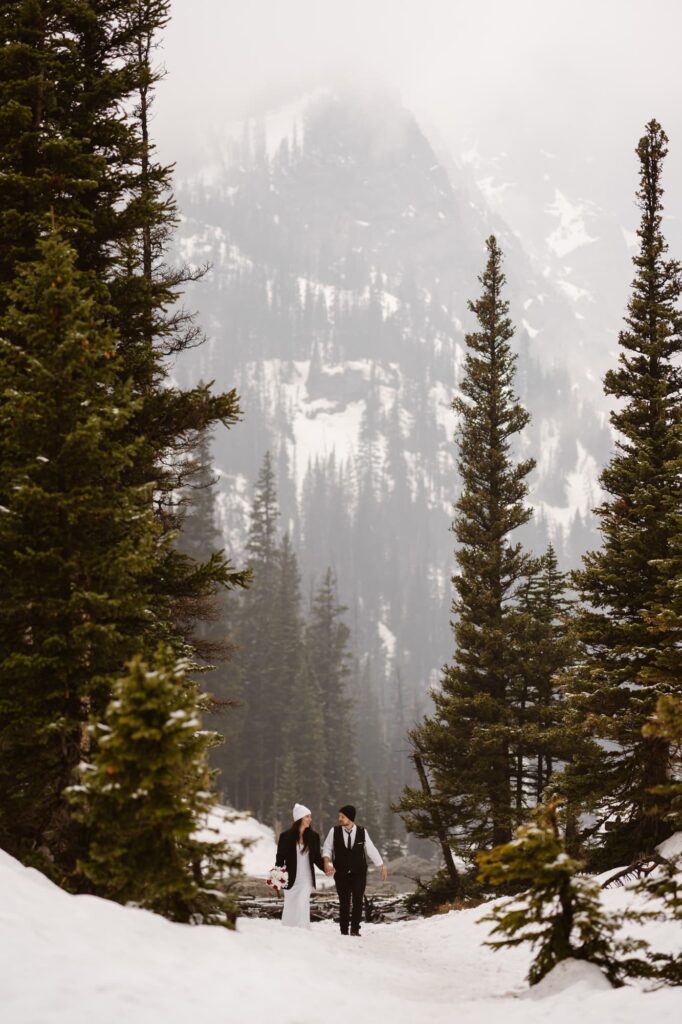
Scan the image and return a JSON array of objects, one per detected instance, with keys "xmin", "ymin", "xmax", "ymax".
[{"xmin": 155, "ymin": 0, "xmax": 682, "ymax": 218}]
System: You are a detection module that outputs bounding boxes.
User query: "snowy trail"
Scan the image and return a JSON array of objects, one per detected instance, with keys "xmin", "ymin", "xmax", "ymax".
[{"xmin": 2, "ymin": 850, "xmax": 681, "ymax": 1024}]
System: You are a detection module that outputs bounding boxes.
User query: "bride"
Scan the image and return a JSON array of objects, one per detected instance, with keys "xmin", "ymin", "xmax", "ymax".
[{"xmin": 275, "ymin": 803, "xmax": 331, "ymax": 929}]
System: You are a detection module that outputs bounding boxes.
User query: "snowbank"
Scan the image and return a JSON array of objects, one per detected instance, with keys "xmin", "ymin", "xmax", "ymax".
[
  {"xmin": 658, "ymin": 831, "xmax": 682, "ymax": 860},
  {"xmin": 520, "ymin": 958, "xmax": 613, "ymax": 998},
  {"xmin": 1, "ymin": 848, "xmax": 681, "ymax": 1024},
  {"xmin": 198, "ymin": 805, "xmax": 277, "ymax": 876}
]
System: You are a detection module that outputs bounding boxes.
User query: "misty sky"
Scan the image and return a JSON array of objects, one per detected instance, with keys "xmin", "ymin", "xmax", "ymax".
[{"xmin": 156, "ymin": 0, "xmax": 682, "ymax": 215}]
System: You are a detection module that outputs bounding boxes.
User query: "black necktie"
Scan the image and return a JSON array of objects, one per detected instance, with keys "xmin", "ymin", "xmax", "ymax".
[{"xmin": 347, "ymin": 829, "xmax": 352, "ymax": 849}]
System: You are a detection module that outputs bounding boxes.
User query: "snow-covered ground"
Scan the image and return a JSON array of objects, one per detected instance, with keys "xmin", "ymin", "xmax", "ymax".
[{"xmin": 2, "ymin": 846, "xmax": 681, "ymax": 1024}]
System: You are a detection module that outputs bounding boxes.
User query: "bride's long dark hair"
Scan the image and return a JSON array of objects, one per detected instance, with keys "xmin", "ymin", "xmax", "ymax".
[{"xmin": 288, "ymin": 817, "xmax": 310, "ymax": 852}]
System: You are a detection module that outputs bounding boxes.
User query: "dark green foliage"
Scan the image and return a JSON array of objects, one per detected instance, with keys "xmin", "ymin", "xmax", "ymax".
[
  {"xmin": 0, "ymin": 0, "xmax": 245, "ymax": 662},
  {"xmin": 70, "ymin": 646, "xmax": 242, "ymax": 925},
  {"xmin": 478, "ymin": 802, "xmax": 639, "ymax": 987},
  {"xmin": 0, "ymin": 1, "xmax": 142, "ymax": 304},
  {"xmin": 0, "ymin": 233, "xmax": 158, "ymax": 869},
  {"xmin": 642, "ymin": 695, "xmax": 682, "ymax": 830},
  {"xmin": 396, "ymin": 236, "xmax": 538, "ymax": 858},
  {"xmin": 0, "ymin": 2, "xmax": 247, "ymax": 882},
  {"xmin": 512, "ymin": 545, "xmax": 576, "ymax": 809},
  {"xmin": 271, "ymin": 534, "xmax": 326, "ymax": 825},
  {"xmin": 229, "ymin": 452, "xmax": 282, "ymax": 819},
  {"xmin": 174, "ymin": 424, "xmax": 248, "ymax": 667},
  {"xmin": 561, "ymin": 121, "xmax": 682, "ymax": 864},
  {"xmin": 625, "ymin": 695, "xmax": 682, "ymax": 986}
]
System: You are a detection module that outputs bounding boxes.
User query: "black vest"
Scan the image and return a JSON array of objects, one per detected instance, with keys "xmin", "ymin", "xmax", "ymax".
[{"xmin": 333, "ymin": 825, "xmax": 367, "ymax": 874}]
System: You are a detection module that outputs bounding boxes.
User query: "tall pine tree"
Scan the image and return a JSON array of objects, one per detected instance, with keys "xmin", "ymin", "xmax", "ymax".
[
  {"xmin": 306, "ymin": 568, "xmax": 358, "ymax": 821},
  {"xmin": 561, "ymin": 121, "xmax": 682, "ymax": 864},
  {"xmin": 271, "ymin": 534, "xmax": 326, "ymax": 827},
  {"xmin": 231, "ymin": 452, "xmax": 282, "ymax": 819},
  {"xmin": 397, "ymin": 236, "xmax": 536, "ymax": 858}
]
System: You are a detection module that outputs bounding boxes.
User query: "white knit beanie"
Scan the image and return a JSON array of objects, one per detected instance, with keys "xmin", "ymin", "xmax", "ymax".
[{"xmin": 293, "ymin": 803, "xmax": 311, "ymax": 821}]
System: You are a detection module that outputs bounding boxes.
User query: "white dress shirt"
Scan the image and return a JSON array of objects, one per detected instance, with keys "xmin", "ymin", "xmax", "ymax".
[{"xmin": 322, "ymin": 823, "xmax": 384, "ymax": 867}]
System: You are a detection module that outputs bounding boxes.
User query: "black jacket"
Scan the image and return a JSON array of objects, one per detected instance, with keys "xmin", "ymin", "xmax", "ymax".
[{"xmin": 275, "ymin": 827, "xmax": 324, "ymax": 890}]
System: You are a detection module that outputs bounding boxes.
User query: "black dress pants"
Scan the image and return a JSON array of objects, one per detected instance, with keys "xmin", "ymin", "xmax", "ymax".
[{"xmin": 335, "ymin": 870, "xmax": 367, "ymax": 934}]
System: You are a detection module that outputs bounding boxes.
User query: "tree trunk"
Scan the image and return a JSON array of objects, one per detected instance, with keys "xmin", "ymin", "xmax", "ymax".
[{"xmin": 412, "ymin": 750, "xmax": 463, "ymax": 896}]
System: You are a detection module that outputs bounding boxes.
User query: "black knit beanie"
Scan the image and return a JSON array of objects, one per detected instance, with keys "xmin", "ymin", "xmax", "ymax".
[{"xmin": 339, "ymin": 804, "xmax": 356, "ymax": 821}]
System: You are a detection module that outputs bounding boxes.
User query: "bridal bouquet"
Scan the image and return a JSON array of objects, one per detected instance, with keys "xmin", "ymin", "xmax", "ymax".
[{"xmin": 266, "ymin": 865, "xmax": 288, "ymax": 891}]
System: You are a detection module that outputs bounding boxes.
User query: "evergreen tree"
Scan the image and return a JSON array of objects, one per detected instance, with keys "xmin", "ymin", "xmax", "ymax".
[
  {"xmin": 477, "ymin": 801, "xmax": 639, "ymax": 987},
  {"xmin": 397, "ymin": 236, "xmax": 536, "ymax": 858},
  {"xmin": 177, "ymin": 426, "xmax": 223, "ymax": 566},
  {"xmin": 642, "ymin": 695, "xmax": 682, "ymax": 831},
  {"xmin": 0, "ymin": 1, "xmax": 142, "ymax": 304},
  {"xmin": 512, "ymin": 545, "xmax": 575, "ymax": 810},
  {"xmin": 604, "ymin": 698, "xmax": 682, "ymax": 987},
  {"xmin": 562, "ymin": 121, "xmax": 682, "ymax": 863},
  {"xmin": 233, "ymin": 452, "xmax": 282, "ymax": 819},
  {"xmin": 70, "ymin": 646, "xmax": 241, "ymax": 925},
  {"xmin": 361, "ymin": 778, "xmax": 385, "ymax": 854},
  {"xmin": 174, "ymin": 423, "xmax": 246, "ymax": 669},
  {"xmin": 273, "ymin": 655, "xmax": 326, "ymax": 828},
  {"xmin": 0, "ymin": 233, "xmax": 158, "ymax": 868},
  {"xmin": 174, "ymin": 423, "xmax": 250, "ymax": 808},
  {"xmin": 0, "ymin": 1, "xmax": 245, "ymax": 674},
  {"xmin": 271, "ymin": 534, "xmax": 326, "ymax": 826},
  {"xmin": 307, "ymin": 568, "xmax": 357, "ymax": 819}
]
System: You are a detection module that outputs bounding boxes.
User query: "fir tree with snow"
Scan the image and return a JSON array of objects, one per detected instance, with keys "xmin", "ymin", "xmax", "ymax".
[
  {"xmin": 70, "ymin": 646, "xmax": 241, "ymax": 926},
  {"xmin": 477, "ymin": 801, "xmax": 640, "ymax": 987}
]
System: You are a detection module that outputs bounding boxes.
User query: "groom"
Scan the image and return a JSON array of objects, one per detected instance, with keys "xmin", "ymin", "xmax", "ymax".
[{"xmin": 322, "ymin": 804, "xmax": 388, "ymax": 936}]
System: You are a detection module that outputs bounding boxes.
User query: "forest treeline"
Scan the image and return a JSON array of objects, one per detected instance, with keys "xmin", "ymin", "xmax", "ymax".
[{"xmin": 179, "ymin": 439, "xmax": 405, "ymax": 850}]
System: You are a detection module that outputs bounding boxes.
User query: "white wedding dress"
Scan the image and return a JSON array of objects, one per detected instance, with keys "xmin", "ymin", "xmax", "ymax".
[{"xmin": 281, "ymin": 842, "xmax": 313, "ymax": 930}]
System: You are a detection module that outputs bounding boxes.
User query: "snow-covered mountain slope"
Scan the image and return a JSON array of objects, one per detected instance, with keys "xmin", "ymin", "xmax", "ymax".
[
  {"xmin": 453, "ymin": 135, "xmax": 681, "ymax": 391},
  {"xmin": 2, "ymin": 847, "xmax": 680, "ymax": 1024},
  {"xmin": 171, "ymin": 91, "xmax": 615, "ymax": 717}
]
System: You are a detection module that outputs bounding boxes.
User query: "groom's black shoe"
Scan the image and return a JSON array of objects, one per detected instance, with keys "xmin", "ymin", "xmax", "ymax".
[
  {"xmin": 340, "ymin": 929, "xmax": 348, "ymax": 935},
  {"xmin": 350, "ymin": 930, "xmax": 360, "ymax": 937}
]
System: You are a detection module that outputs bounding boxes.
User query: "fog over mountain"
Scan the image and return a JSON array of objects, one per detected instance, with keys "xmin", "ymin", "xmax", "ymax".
[
  {"xmin": 170, "ymin": 89, "xmax": 612, "ymax": 709},
  {"xmin": 155, "ymin": 0, "xmax": 682, "ymax": 765}
]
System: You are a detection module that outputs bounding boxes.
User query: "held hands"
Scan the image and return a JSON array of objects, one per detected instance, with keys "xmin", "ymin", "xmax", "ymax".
[{"xmin": 324, "ymin": 863, "xmax": 336, "ymax": 876}]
